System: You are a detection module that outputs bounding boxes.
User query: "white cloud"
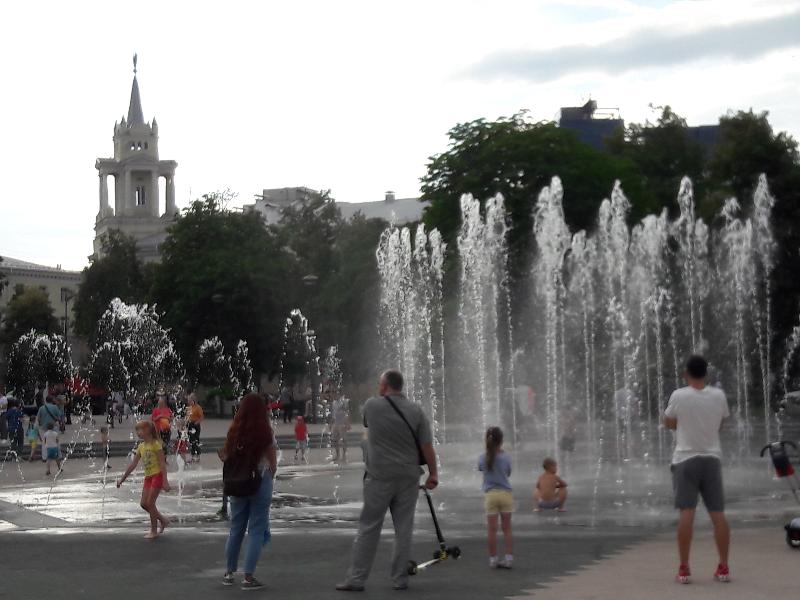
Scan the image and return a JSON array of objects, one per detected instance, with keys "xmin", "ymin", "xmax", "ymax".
[{"xmin": 0, "ymin": 0, "xmax": 797, "ymax": 270}]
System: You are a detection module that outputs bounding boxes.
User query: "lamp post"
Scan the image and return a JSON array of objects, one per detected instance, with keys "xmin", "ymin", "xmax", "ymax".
[{"xmin": 60, "ymin": 287, "xmax": 76, "ymax": 347}]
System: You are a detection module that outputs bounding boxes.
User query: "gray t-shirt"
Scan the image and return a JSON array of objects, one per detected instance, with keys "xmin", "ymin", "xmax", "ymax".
[{"xmin": 362, "ymin": 394, "xmax": 432, "ymax": 480}]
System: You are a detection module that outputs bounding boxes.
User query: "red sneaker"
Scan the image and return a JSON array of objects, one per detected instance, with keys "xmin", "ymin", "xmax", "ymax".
[
  {"xmin": 676, "ymin": 564, "xmax": 691, "ymax": 584},
  {"xmin": 714, "ymin": 564, "xmax": 730, "ymax": 582}
]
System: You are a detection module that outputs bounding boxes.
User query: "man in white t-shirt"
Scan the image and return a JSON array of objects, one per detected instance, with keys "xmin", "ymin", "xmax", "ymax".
[{"xmin": 663, "ymin": 355, "xmax": 730, "ymax": 584}]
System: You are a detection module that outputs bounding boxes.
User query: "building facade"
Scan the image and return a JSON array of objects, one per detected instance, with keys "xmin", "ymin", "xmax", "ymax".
[
  {"xmin": 243, "ymin": 188, "xmax": 429, "ymax": 226},
  {"xmin": 337, "ymin": 191, "xmax": 429, "ymax": 225},
  {"xmin": 93, "ymin": 56, "xmax": 178, "ymax": 263},
  {"xmin": 0, "ymin": 256, "xmax": 86, "ymax": 378}
]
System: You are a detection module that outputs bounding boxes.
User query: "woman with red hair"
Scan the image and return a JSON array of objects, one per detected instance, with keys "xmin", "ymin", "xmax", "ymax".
[{"xmin": 221, "ymin": 393, "xmax": 277, "ymax": 590}]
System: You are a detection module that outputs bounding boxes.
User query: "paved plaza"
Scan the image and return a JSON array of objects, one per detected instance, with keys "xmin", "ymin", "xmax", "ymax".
[{"xmin": 1, "ymin": 419, "xmax": 798, "ymax": 599}]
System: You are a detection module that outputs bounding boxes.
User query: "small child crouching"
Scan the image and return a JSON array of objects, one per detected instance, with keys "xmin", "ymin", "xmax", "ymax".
[{"xmin": 534, "ymin": 457, "xmax": 568, "ymax": 511}]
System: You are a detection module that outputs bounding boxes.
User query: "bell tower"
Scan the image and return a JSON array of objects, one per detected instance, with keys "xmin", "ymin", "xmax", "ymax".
[{"xmin": 93, "ymin": 55, "xmax": 178, "ymax": 262}]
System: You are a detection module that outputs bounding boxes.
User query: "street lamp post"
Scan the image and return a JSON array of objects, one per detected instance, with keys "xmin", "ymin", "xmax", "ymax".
[{"xmin": 60, "ymin": 287, "xmax": 75, "ymax": 347}]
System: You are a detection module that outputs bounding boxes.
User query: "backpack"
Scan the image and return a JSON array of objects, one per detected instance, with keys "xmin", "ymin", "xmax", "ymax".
[{"xmin": 222, "ymin": 447, "xmax": 263, "ymax": 497}]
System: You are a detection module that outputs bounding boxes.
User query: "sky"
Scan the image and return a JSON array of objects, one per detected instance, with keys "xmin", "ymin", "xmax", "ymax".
[{"xmin": 1, "ymin": 0, "xmax": 798, "ymax": 271}]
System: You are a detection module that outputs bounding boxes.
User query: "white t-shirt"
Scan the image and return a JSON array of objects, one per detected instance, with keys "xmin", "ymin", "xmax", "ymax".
[
  {"xmin": 664, "ymin": 385, "xmax": 730, "ymax": 464},
  {"xmin": 43, "ymin": 430, "xmax": 60, "ymax": 450}
]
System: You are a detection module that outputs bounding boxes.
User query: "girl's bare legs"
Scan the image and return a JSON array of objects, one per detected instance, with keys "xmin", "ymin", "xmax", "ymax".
[
  {"xmin": 150, "ymin": 487, "xmax": 169, "ymax": 532},
  {"xmin": 140, "ymin": 487, "xmax": 158, "ymax": 537},
  {"xmin": 500, "ymin": 513, "xmax": 513, "ymax": 556},
  {"xmin": 487, "ymin": 514, "xmax": 499, "ymax": 557},
  {"xmin": 140, "ymin": 487, "xmax": 169, "ymax": 537}
]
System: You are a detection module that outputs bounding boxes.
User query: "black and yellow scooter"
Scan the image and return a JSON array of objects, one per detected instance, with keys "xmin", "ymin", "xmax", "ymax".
[{"xmin": 407, "ymin": 486, "xmax": 462, "ymax": 576}]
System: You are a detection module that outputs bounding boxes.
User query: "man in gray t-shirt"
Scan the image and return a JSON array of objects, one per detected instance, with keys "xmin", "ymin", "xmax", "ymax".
[{"xmin": 337, "ymin": 370, "xmax": 438, "ymax": 592}]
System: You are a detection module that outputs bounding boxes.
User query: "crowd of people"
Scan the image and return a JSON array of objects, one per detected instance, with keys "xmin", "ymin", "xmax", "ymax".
[{"xmin": 2, "ymin": 354, "xmax": 733, "ymax": 590}]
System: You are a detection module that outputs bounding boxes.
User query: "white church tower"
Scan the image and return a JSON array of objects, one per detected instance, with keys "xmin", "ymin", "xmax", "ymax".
[{"xmin": 93, "ymin": 55, "xmax": 178, "ymax": 262}]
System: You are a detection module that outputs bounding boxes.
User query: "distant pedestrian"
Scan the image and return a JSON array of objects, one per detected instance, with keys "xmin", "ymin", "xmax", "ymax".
[
  {"xmin": 280, "ymin": 387, "xmax": 294, "ymax": 424},
  {"xmin": 186, "ymin": 393, "xmax": 204, "ymax": 463},
  {"xmin": 479, "ymin": 426, "xmax": 514, "ymax": 569},
  {"xmin": 26, "ymin": 417, "xmax": 39, "ymax": 462},
  {"xmin": 5, "ymin": 400, "xmax": 24, "ymax": 450},
  {"xmin": 43, "ymin": 422, "xmax": 62, "ymax": 476},
  {"xmin": 336, "ymin": 370, "xmax": 438, "ymax": 592},
  {"xmin": 294, "ymin": 415, "xmax": 309, "ymax": 463},
  {"xmin": 37, "ymin": 396, "xmax": 63, "ymax": 460},
  {"xmin": 331, "ymin": 396, "xmax": 350, "ymax": 463},
  {"xmin": 220, "ymin": 393, "xmax": 277, "ymax": 591},
  {"xmin": 664, "ymin": 355, "xmax": 731, "ymax": 584},
  {"xmin": 151, "ymin": 393, "xmax": 174, "ymax": 454},
  {"xmin": 117, "ymin": 420, "xmax": 171, "ymax": 539},
  {"xmin": 36, "ymin": 396, "xmax": 63, "ymax": 436},
  {"xmin": 0, "ymin": 391, "xmax": 7, "ymax": 440}
]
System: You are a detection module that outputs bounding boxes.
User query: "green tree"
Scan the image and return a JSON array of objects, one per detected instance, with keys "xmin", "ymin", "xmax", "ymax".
[
  {"xmin": 88, "ymin": 298, "xmax": 182, "ymax": 394},
  {"xmin": 230, "ymin": 339, "xmax": 253, "ymax": 397},
  {"xmin": 73, "ymin": 230, "xmax": 147, "ymax": 339},
  {"xmin": 195, "ymin": 336, "xmax": 233, "ymax": 389},
  {"xmin": 606, "ymin": 106, "xmax": 706, "ymax": 218},
  {"xmin": 6, "ymin": 331, "xmax": 73, "ymax": 400},
  {"xmin": 150, "ymin": 192, "xmax": 294, "ymax": 376},
  {"xmin": 420, "ymin": 112, "xmax": 646, "ymax": 278},
  {"xmin": 704, "ymin": 110, "xmax": 800, "ymax": 372},
  {"xmin": 1, "ymin": 286, "xmax": 59, "ymax": 343},
  {"xmin": 273, "ymin": 194, "xmax": 386, "ymax": 383}
]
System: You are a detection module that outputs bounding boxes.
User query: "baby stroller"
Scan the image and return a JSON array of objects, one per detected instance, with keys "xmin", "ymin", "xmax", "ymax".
[{"xmin": 760, "ymin": 440, "xmax": 800, "ymax": 548}]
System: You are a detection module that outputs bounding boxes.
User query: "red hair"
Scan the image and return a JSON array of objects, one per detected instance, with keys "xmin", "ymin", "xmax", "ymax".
[{"xmin": 223, "ymin": 393, "xmax": 272, "ymax": 463}]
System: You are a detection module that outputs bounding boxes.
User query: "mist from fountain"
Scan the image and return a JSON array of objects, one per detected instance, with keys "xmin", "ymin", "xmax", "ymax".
[{"xmin": 377, "ymin": 174, "xmax": 786, "ymax": 474}]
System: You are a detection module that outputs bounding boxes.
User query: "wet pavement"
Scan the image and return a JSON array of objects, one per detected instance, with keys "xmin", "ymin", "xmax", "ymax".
[{"xmin": 1, "ymin": 432, "xmax": 798, "ymax": 599}]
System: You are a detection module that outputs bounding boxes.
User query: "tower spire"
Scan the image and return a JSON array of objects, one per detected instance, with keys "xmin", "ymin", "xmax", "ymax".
[{"xmin": 127, "ymin": 53, "xmax": 144, "ymax": 126}]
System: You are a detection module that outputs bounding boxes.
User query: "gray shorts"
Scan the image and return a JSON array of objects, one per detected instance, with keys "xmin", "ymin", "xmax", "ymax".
[{"xmin": 671, "ymin": 455, "xmax": 724, "ymax": 512}]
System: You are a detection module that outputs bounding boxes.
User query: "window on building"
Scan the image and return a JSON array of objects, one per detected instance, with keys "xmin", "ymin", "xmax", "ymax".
[{"xmin": 135, "ymin": 186, "xmax": 146, "ymax": 206}]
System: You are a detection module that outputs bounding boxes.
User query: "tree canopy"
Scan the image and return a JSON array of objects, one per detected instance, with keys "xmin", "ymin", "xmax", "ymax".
[
  {"xmin": 420, "ymin": 113, "xmax": 647, "ymax": 276},
  {"xmin": 6, "ymin": 331, "xmax": 73, "ymax": 400},
  {"xmin": 1, "ymin": 285, "xmax": 59, "ymax": 344},
  {"xmin": 88, "ymin": 299, "xmax": 182, "ymax": 394},
  {"xmin": 73, "ymin": 230, "xmax": 147, "ymax": 340},
  {"xmin": 150, "ymin": 192, "xmax": 294, "ymax": 376}
]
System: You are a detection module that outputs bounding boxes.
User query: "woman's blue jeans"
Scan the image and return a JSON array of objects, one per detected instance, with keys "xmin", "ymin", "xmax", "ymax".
[{"xmin": 225, "ymin": 473, "xmax": 273, "ymax": 575}]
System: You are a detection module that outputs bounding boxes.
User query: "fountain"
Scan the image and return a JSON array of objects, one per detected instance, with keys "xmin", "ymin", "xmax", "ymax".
[{"xmin": 377, "ymin": 174, "xmax": 787, "ymax": 470}]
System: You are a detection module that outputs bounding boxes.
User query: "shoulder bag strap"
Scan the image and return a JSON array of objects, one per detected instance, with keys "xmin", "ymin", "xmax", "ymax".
[{"xmin": 384, "ymin": 395, "xmax": 422, "ymax": 453}]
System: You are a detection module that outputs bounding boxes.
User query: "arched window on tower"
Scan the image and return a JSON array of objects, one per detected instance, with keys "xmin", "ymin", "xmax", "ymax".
[{"xmin": 135, "ymin": 186, "xmax": 146, "ymax": 206}]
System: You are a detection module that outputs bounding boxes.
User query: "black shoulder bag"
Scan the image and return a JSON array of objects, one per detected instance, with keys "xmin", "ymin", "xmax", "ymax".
[
  {"xmin": 223, "ymin": 447, "xmax": 263, "ymax": 497},
  {"xmin": 384, "ymin": 396, "xmax": 426, "ymax": 466}
]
